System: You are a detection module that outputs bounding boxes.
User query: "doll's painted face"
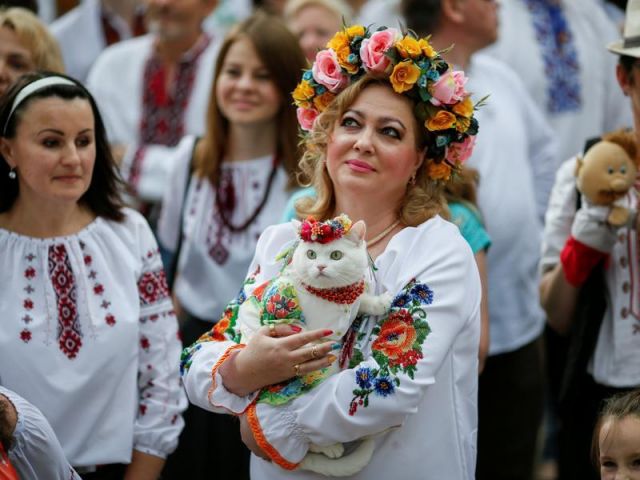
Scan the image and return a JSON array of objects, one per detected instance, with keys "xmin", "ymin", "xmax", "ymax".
[{"xmin": 577, "ymin": 141, "xmax": 637, "ymax": 205}]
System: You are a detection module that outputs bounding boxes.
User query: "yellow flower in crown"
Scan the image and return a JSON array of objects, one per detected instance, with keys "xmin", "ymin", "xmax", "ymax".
[
  {"xmin": 346, "ymin": 25, "xmax": 365, "ymax": 38},
  {"xmin": 327, "ymin": 31, "xmax": 358, "ymax": 74},
  {"xmin": 456, "ymin": 115, "xmax": 471, "ymax": 133},
  {"xmin": 418, "ymin": 38, "xmax": 437, "ymax": 58},
  {"xmin": 313, "ymin": 91, "xmax": 336, "ymax": 112},
  {"xmin": 426, "ymin": 110, "xmax": 457, "ymax": 131},
  {"xmin": 293, "ymin": 80, "xmax": 315, "ymax": 108},
  {"xmin": 396, "ymin": 35, "xmax": 422, "ymax": 59},
  {"xmin": 426, "ymin": 161, "xmax": 452, "ymax": 181},
  {"xmin": 390, "ymin": 61, "xmax": 421, "ymax": 93},
  {"xmin": 452, "ymin": 96, "xmax": 474, "ymax": 118}
]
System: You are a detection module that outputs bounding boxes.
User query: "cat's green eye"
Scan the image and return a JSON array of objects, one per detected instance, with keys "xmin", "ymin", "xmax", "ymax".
[
  {"xmin": 330, "ymin": 251, "xmax": 343, "ymax": 260},
  {"xmin": 307, "ymin": 250, "xmax": 317, "ymax": 259}
]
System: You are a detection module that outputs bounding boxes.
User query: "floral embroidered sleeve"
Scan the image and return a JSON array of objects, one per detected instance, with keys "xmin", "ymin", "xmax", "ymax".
[
  {"xmin": 245, "ymin": 224, "xmax": 482, "ymax": 469},
  {"xmin": 133, "ymin": 231, "xmax": 188, "ymax": 458},
  {"xmin": 180, "ymin": 226, "xmax": 297, "ymax": 415}
]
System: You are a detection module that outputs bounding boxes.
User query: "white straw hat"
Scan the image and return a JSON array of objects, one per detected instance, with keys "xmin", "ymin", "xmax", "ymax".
[{"xmin": 608, "ymin": 0, "xmax": 640, "ymax": 58}]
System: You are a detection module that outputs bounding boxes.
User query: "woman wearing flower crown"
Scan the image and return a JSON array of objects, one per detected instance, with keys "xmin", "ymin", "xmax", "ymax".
[{"xmin": 181, "ymin": 24, "xmax": 482, "ymax": 479}]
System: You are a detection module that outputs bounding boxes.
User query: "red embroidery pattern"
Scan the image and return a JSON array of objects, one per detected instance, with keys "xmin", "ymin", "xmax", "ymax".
[
  {"xmin": 80, "ymin": 242, "xmax": 117, "ymax": 327},
  {"xmin": 48, "ymin": 244, "xmax": 83, "ymax": 359},
  {"xmin": 138, "ymin": 269, "xmax": 170, "ymax": 305},
  {"xmin": 20, "ymin": 252, "xmax": 37, "ymax": 341}
]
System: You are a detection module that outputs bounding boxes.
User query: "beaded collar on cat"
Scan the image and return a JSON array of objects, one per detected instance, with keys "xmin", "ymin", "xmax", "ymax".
[
  {"xmin": 299, "ymin": 214, "xmax": 352, "ymax": 244},
  {"xmin": 303, "ymin": 280, "xmax": 365, "ymax": 304}
]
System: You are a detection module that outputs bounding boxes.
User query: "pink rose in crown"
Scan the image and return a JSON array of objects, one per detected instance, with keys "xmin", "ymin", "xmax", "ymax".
[
  {"xmin": 446, "ymin": 135, "xmax": 476, "ymax": 166},
  {"xmin": 312, "ymin": 49, "xmax": 348, "ymax": 92},
  {"xmin": 360, "ymin": 28, "xmax": 400, "ymax": 75},
  {"xmin": 430, "ymin": 70, "xmax": 468, "ymax": 106},
  {"xmin": 296, "ymin": 107, "xmax": 319, "ymax": 131}
]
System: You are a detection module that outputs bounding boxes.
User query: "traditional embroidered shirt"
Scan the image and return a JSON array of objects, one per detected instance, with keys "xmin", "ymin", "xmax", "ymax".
[
  {"xmin": 0, "ymin": 387, "xmax": 80, "ymax": 480},
  {"xmin": 483, "ymin": 0, "xmax": 633, "ymax": 164},
  {"xmin": 51, "ymin": 0, "xmax": 145, "ymax": 82},
  {"xmin": 181, "ymin": 216, "xmax": 481, "ymax": 479},
  {"xmin": 86, "ymin": 33, "xmax": 220, "ymax": 203},
  {"xmin": 541, "ymin": 158, "xmax": 640, "ymax": 387},
  {"xmin": 157, "ymin": 135, "xmax": 291, "ymax": 321},
  {"xmin": 0, "ymin": 209, "xmax": 187, "ymax": 467},
  {"xmin": 463, "ymin": 54, "xmax": 557, "ymax": 355}
]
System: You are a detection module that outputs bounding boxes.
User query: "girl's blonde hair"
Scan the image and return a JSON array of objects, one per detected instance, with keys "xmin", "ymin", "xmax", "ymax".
[
  {"xmin": 592, "ymin": 389, "xmax": 640, "ymax": 468},
  {"xmin": 283, "ymin": 0, "xmax": 353, "ymax": 24},
  {"xmin": 194, "ymin": 11, "xmax": 306, "ymax": 189},
  {"xmin": 0, "ymin": 7, "xmax": 64, "ymax": 73},
  {"xmin": 295, "ymin": 75, "xmax": 446, "ymax": 225}
]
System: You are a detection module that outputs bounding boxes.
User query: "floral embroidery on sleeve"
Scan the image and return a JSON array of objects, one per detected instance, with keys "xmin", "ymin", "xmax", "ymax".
[
  {"xmin": 180, "ymin": 266, "xmax": 261, "ymax": 374},
  {"xmin": 349, "ymin": 279, "xmax": 432, "ymax": 416}
]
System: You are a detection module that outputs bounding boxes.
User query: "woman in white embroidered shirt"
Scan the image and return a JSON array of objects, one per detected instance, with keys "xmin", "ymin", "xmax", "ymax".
[
  {"xmin": 181, "ymin": 25, "xmax": 483, "ymax": 479},
  {"xmin": 0, "ymin": 72, "xmax": 186, "ymax": 480}
]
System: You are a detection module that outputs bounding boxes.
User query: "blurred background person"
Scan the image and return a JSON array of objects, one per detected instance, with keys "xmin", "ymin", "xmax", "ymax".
[
  {"xmin": 51, "ymin": 0, "xmax": 146, "ymax": 82},
  {"xmin": 402, "ymin": 0, "xmax": 557, "ymax": 479},
  {"xmin": 1, "ymin": 386, "xmax": 80, "ymax": 480},
  {"xmin": 0, "ymin": 6, "xmax": 64, "ymax": 97},
  {"xmin": 157, "ymin": 11, "xmax": 306, "ymax": 480},
  {"xmin": 0, "ymin": 0, "xmax": 37, "ymax": 13},
  {"xmin": 284, "ymin": 0, "xmax": 352, "ymax": 63},
  {"xmin": 86, "ymin": 0, "xmax": 220, "ymax": 224}
]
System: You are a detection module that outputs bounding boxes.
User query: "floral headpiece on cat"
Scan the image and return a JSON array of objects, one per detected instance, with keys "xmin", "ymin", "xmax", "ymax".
[
  {"xmin": 292, "ymin": 24, "xmax": 482, "ymax": 181},
  {"xmin": 298, "ymin": 214, "xmax": 353, "ymax": 244}
]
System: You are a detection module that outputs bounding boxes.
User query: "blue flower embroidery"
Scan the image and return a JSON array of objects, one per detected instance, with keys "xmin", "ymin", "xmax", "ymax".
[
  {"xmin": 411, "ymin": 284, "xmax": 433, "ymax": 304},
  {"xmin": 356, "ymin": 367, "xmax": 373, "ymax": 389},
  {"xmin": 374, "ymin": 377, "xmax": 395, "ymax": 397}
]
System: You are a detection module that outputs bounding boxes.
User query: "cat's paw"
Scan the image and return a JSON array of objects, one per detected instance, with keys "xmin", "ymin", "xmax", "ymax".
[{"xmin": 309, "ymin": 442, "xmax": 344, "ymax": 458}]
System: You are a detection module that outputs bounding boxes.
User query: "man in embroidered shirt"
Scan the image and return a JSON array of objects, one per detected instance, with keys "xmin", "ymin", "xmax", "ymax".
[
  {"xmin": 87, "ymin": 0, "xmax": 220, "ymax": 218},
  {"xmin": 402, "ymin": 1, "xmax": 558, "ymax": 479},
  {"xmin": 51, "ymin": 0, "xmax": 147, "ymax": 82}
]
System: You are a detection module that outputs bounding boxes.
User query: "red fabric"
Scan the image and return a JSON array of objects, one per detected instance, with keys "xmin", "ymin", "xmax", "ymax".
[
  {"xmin": 560, "ymin": 236, "xmax": 608, "ymax": 287},
  {"xmin": 0, "ymin": 443, "xmax": 19, "ymax": 480}
]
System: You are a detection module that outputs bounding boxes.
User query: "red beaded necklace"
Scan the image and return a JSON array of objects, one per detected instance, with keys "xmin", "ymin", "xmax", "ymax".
[{"xmin": 303, "ymin": 279, "xmax": 365, "ymax": 304}]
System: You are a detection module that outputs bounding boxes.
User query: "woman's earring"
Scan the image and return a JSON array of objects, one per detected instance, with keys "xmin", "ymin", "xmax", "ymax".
[
  {"xmin": 8, "ymin": 168, "xmax": 16, "ymax": 180},
  {"xmin": 408, "ymin": 172, "xmax": 416, "ymax": 186}
]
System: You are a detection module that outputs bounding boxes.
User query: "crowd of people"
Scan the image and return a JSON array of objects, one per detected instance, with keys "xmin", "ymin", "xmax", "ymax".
[{"xmin": 0, "ymin": 0, "xmax": 638, "ymax": 480}]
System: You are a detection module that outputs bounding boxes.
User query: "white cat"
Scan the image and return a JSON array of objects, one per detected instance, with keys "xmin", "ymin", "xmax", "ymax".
[{"xmin": 236, "ymin": 215, "xmax": 392, "ymax": 476}]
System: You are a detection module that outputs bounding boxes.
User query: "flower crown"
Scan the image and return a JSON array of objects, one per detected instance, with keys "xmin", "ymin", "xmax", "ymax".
[
  {"xmin": 299, "ymin": 214, "xmax": 353, "ymax": 243},
  {"xmin": 292, "ymin": 25, "xmax": 481, "ymax": 181}
]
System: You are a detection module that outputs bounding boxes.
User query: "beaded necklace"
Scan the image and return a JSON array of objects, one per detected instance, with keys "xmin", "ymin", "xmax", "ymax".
[{"xmin": 303, "ymin": 279, "xmax": 365, "ymax": 304}]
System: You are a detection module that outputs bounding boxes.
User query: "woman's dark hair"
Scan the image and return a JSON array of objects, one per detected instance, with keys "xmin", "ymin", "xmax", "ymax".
[
  {"xmin": 0, "ymin": 71, "xmax": 125, "ymax": 221},
  {"xmin": 0, "ymin": 395, "xmax": 14, "ymax": 452}
]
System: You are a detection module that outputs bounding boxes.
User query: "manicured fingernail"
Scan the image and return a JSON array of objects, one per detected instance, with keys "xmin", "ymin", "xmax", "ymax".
[
  {"xmin": 331, "ymin": 343, "xmax": 342, "ymax": 350},
  {"xmin": 290, "ymin": 325, "xmax": 302, "ymax": 332},
  {"xmin": 327, "ymin": 354, "xmax": 337, "ymax": 363},
  {"xmin": 323, "ymin": 329, "xmax": 334, "ymax": 336}
]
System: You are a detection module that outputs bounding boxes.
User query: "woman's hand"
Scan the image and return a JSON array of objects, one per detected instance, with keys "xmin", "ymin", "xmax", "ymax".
[
  {"xmin": 219, "ymin": 325, "xmax": 337, "ymax": 396},
  {"xmin": 123, "ymin": 450, "xmax": 164, "ymax": 480},
  {"xmin": 239, "ymin": 415, "xmax": 270, "ymax": 461}
]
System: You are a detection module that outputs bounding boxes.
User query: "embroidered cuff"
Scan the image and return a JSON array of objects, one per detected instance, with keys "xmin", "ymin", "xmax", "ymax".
[
  {"xmin": 246, "ymin": 402, "xmax": 308, "ymax": 470},
  {"xmin": 560, "ymin": 236, "xmax": 607, "ymax": 287},
  {"xmin": 208, "ymin": 344, "xmax": 259, "ymax": 414}
]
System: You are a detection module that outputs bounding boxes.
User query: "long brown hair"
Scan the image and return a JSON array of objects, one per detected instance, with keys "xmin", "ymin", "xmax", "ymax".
[
  {"xmin": 295, "ymin": 76, "xmax": 447, "ymax": 225},
  {"xmin": 194, "ymin": 11, "xmax": 306, "ymax": 189}
]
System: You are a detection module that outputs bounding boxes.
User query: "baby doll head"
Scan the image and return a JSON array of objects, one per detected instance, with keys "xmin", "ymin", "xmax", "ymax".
[
  {"xmin": 592, "ymin": 389, "xmax": 640, "ymax": 480},
  {"xmin": 576, "ymin": 130, "xmax": 638, "ymax": 206}
]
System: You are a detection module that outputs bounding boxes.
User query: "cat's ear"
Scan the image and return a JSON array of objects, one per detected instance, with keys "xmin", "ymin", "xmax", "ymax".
[
  {"xmin": 347, "ymin": 220, "xmax": 366, "ymax": 244},
  {"xmin": 291, "ymin": 219, "xmax": 302, "ymax": 235}
]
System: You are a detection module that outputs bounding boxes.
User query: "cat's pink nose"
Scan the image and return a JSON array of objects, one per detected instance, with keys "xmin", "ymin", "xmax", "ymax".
[{"xmin": 317, "ymin": 265, "xmax": 326, "ymax": 272}]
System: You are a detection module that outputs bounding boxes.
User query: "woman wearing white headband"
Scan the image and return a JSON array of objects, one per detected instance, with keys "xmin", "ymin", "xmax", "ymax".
[{"xmin": 0, "ymin": 72, "xmax": 186, "ymax": 480}]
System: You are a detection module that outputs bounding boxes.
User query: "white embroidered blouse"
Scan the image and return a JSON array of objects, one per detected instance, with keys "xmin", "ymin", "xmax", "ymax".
[
  {"xmin": 157, "ymin": 135, "xmax": 292, "ymax": 322},
  {"xmin": 181, "ymin": 216, "xmax": 481, "ymax": 479},
  {"xmin": 0, "ymin": 209, "xmax": 186, "ymax": 467}
]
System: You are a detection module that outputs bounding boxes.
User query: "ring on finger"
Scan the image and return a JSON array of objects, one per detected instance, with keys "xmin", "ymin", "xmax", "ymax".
[
  {"xmin": 268, "ymin": 323, "xmax": 276, "ymax": 337},
  {"xmin": 293, "ymin": 364, "xmax": 301, "ymax": 376},
  {"xmin": 310, "ymin": 345, "xmax": 319, "ymax": 359}
]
